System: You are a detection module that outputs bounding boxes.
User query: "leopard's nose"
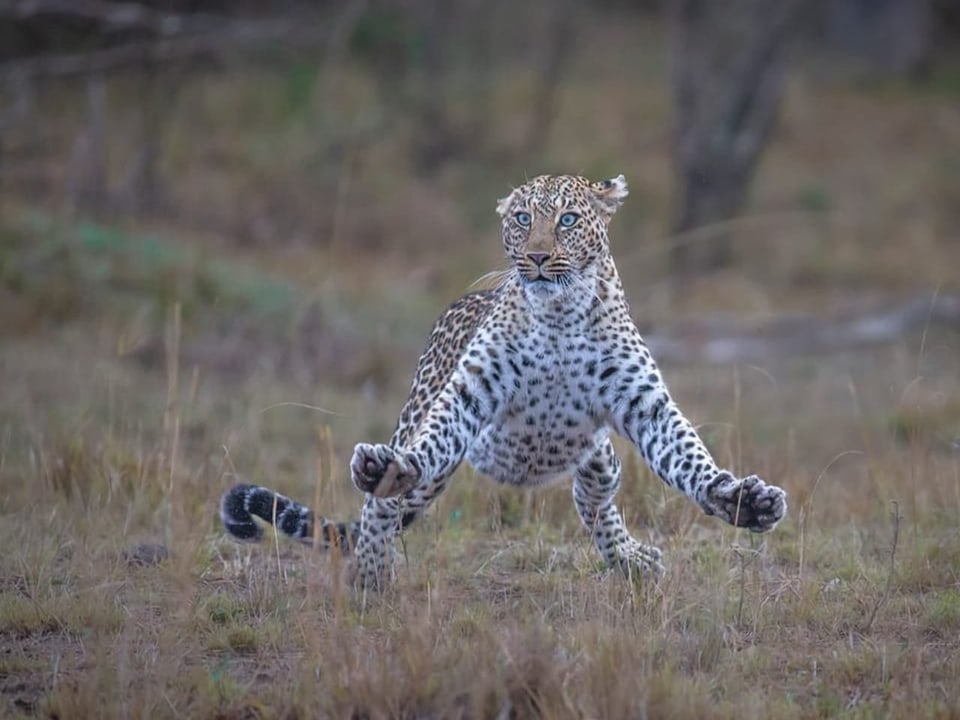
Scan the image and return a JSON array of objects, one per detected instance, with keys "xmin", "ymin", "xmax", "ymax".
[{"xmin": 526, "ymin": 252, "xmax": 550, "ymax": 267}]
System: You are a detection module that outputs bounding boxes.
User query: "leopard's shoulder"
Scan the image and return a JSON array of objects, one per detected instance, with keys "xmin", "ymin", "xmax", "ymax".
[{"xmin": 389, "ymin": 288, "xmax": 501, "ymax": 448}]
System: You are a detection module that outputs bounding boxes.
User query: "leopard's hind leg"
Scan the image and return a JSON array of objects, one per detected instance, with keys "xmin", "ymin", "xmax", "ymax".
[
  {"xmin": 352, "ymin": 466, "xmax": 458, "ymax": 589},
  {"xmin": 572, "ymin": 439, "xmax": 665, "ymax": 578}
]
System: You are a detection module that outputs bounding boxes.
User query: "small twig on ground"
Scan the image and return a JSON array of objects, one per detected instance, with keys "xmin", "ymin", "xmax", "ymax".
[
  {"xmin": 735, "ymin": 542, "xmax": 747, "ymax": 627},
  {"xmin": 797, "ymin": 450, "xmax": 864, "ymax": 587},
  {"xmin": 861, "ymin": 500, "xmax": 901, "ymax": 634},
  {"xmin": 733, "ymin": 537, "xmax": 762, "ymax": 628}
]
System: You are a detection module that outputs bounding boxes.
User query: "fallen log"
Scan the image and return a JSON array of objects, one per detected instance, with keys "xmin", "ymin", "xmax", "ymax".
[{"xmin": 644, "ymin": 294, "xmax": 960, "ymax": 364}]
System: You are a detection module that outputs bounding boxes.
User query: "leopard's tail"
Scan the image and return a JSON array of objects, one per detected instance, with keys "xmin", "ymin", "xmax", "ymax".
[{"xmin": 219, "ymin": 484, "xmax": 359, "ymax": 553}]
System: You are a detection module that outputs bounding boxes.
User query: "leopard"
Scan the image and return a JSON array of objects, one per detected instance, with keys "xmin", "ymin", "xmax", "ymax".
[{"xmin": 220, "ymin": 173, "xmax": 787, "ymax": 589}]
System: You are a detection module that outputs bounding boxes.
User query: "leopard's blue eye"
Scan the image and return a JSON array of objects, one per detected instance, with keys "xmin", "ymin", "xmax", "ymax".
[
  {"xmin": 514, "ymin": 211, "xmax": 532, "ymax": 227},
  {"xmin": 558, "ymin": 212, "xmax": 580, "ymax": 228}
]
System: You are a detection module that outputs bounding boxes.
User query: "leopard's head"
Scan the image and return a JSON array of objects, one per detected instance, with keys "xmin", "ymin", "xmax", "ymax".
[{"xmin": 496, "ymin": 174, "xmax": 628, "ymax": 299}]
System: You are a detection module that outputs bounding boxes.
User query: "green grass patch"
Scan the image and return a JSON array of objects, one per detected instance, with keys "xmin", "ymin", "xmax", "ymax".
[{"xmin": 0, "ymin": 594, "xmax": 123, "ymax": 637}]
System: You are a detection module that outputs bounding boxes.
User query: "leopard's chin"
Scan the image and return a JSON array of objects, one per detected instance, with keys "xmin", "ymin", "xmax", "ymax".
[{"xmin": 521, "ymin": 277, "xmax": 565, "ymax": 300}]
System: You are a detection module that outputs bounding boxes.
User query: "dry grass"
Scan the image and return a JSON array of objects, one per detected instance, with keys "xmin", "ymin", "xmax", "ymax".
[
  {"xmin": 2, "ymin": 250, "xmax": 958, "ymax": 720},
  {"xmin": 2, "ymin": 396, "xmax": 958, "ymax": 719},
  {"xmin": 3, "ymin": 13, "xmax": 960, "ymax": 719}
]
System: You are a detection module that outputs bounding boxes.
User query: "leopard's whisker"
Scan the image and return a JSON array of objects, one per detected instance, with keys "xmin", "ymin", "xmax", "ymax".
[{"xmin": 469, "ymin": 267, "xmax": 514, "ymax": 290}]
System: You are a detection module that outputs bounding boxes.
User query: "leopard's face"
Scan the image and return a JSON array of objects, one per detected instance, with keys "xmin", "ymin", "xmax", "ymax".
[{"xmin": 496, "ymin": 174, "xmax": 629, "ymax": 299}]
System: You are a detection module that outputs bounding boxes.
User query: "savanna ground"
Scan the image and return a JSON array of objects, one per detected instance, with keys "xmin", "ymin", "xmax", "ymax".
[{"xmin": 2, "ymin": 15, "xmax": 960, "ymax": 720}]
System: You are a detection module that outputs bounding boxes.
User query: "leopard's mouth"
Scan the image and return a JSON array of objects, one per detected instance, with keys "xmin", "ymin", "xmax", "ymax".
[
  {"xmin": 513, "ymin": 255, "xmax": 576, "ymax": 292},
  {"xmin": 521, "ymin": 273, "xmax": 561, "ymax": 287},
  {"xmin": 519, "ymin": 266, "xmax": 567, "ymax": 283},
  {"xmin": 520, "ymin": 273, "xmax": 572, "ymax": 300}
]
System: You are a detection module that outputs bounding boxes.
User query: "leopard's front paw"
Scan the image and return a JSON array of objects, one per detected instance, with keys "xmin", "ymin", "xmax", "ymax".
[
  {"xmin": 614, "ymin": 539, "xmax": 666, "ymax": 580},
  {"xmin": 350, "ymin": 443, "xmax": 420, "ymax": 498},
  {"xmin": 700, "ymin": 472, "xmax": 787, "ymax": 533}
]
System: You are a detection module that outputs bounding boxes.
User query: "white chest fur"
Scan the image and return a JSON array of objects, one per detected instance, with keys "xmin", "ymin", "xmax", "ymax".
[{"xmin": 464, "ymin": 324, "xmax": 609, "ymax": 485}]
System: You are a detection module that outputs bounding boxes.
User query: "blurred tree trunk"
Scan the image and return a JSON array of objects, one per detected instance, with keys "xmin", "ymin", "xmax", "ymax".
[
  {"xmin": 522, "ymin": 0, "xmax": 578, "ymax": 160},
  {"xmin": 824, "ymin": 0, "xmax": 932, "ymax": 79},
  {"xmin": 408, "ymin": 0, "xmax": 577, "ymax": 174},
  {"xmin": 66, "ymin": 73, "xmax": 108, "ymax": 214},
  {"xmin": 119, "ymin": 65, "xmax": 180, "ymax": 217},
  {"xmin": 412, "ymin": 0, "xmax": 458, "ymax": 174},
  {"xmin": 0, "ymin": 74, "xmax": 32, "ymax": 201},
  {"xmin": 668, "ymin": 0, "xmax": 802, "ymax": 276}
]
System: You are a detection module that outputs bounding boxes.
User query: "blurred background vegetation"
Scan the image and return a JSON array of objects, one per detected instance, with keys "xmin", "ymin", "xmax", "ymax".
[
  {"xmin": 1, "ymin": 0, "xmax": 959, "ymax": 462},
  {"xmin": 0, "ymin": 0, "xmax": 956, "ymax": 462},
  {"xmin": 0, "ymin": 0, "xmax": 958, "ymax": 481}
]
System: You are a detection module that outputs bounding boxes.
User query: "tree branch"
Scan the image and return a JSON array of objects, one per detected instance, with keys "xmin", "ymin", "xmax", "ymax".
[
  {"xmin": 0, "ymin": 0, "xmax": 217, "ymax": 35},
  {"xmin": 0, "ymin": 16, "xmax": 328, "ymax": 78}
]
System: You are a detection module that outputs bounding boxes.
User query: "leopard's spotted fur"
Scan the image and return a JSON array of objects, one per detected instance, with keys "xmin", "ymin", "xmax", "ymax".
[{"xmin": 220, "ymin": 174, "xmax": 787, "ymax": 588}]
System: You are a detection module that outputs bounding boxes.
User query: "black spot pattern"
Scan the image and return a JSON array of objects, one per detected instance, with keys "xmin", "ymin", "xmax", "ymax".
[
  {"xmin": 218, "ymin": 174, "xmax": 787, "ymax": 590},
  {"xmin": 219, "ymin": 484, "xmax": 358, "ymax": 552}
]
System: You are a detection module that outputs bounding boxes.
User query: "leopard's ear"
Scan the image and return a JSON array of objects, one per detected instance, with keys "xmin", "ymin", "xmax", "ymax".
[
  {"xmin": 589, "ymin": 174, "xmax": 629, "ymax": 222},
  {"xmin": 496, "ymin": 187, "xmax": 519, "ymax": 217}
]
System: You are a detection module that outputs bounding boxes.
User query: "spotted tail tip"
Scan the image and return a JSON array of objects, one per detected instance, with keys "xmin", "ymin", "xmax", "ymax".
[{"xmin": 220, "ymin": 483, "xmax": 264, "ymax": 542}]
